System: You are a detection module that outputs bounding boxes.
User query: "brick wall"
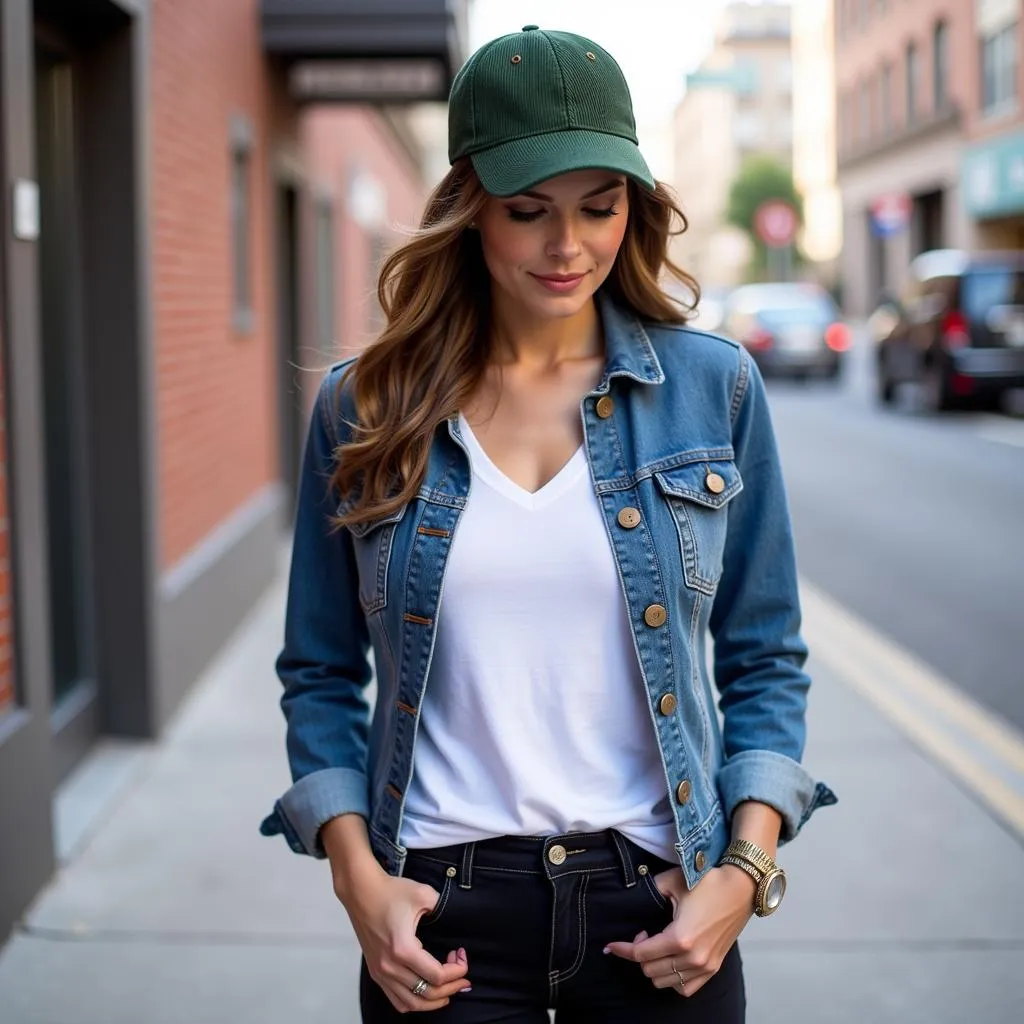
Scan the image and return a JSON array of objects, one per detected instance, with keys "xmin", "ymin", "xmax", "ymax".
[
  {"xmin": 302, "ymin": 107, "xmax": 427, "ymax": 359},
  {"xmin": 151, "ymin": 0, "xmax": 286, "ymax": 570},
  {"xmin": 0, "ymin": 331, "xmax": 12, "ymax": 714}
]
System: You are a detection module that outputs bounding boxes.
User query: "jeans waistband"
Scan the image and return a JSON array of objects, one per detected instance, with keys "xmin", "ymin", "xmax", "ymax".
[{"xmin": 405, "ymin": 829, "xmax": 672, "ymax": 890}]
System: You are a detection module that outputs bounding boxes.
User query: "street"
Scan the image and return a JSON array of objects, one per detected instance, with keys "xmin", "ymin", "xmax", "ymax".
[{"xmin": 768, "ymin": 327, "xmax": 1024, "ymax": 732}]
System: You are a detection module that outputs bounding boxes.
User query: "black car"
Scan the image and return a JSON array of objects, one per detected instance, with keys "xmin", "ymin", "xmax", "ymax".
[
  {"xmin": 873, "ymin": 249, "xmax": 1024, "ymax": 411},
  {"xmin": 720, "ymin": 282, "xmax": 848, "ymax": 380}
]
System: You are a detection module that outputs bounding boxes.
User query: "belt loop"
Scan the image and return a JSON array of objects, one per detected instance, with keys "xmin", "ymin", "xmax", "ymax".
[
  {"xmin": 610, "ymin": 830, "xmax": 636, "ymax": 888},
  {"xmin": 459, "ymin": 841, "xmax": 476, "ymax": 890}
]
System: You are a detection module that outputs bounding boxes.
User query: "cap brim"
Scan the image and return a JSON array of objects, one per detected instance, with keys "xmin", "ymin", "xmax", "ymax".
[{"xmin": 470, "ymin": 129, "xmax": 655, "ymax": 197}]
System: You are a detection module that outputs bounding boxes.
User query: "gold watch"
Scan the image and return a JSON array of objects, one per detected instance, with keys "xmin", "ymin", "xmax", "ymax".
[{"xmin": 719, "ymin": 839, "xmax": 787, "ymax": 917}]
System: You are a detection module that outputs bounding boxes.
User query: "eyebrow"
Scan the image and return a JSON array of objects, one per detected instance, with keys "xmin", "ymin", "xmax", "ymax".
[{"xmin": 518, "ymin": 178, "xmax": 626, "ymax": 202}]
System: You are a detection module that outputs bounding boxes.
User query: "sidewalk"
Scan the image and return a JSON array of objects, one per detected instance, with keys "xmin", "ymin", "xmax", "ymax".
[{"xmin": 1, "ymin": 568, "xmax": 1022, "ymax": 1023}]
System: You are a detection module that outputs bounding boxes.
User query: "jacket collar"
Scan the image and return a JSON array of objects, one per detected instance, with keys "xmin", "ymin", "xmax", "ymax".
[{"xmin": 596, "ymin": 290, "xmax": 666, "ymax": 390}]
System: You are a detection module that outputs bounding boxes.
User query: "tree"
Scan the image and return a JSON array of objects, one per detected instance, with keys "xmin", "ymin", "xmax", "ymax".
[{"xmin": 725, "ymin": 156, "xmax": 804, "ymax": 280}]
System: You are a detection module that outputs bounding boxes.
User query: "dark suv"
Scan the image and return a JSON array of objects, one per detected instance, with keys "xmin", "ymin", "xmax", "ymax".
[{"xmin": 873, "ymin": 249, "xmax": 1024, "ymax": 411}]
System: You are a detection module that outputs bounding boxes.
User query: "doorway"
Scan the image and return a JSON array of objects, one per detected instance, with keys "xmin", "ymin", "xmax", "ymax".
[
  {"xmin": 34, "ymin": 29, "xmax": 99, "ymax": 782},
  {"xmin": 276, "ymin": 183, "xmax": 304, "ymax": 521}
]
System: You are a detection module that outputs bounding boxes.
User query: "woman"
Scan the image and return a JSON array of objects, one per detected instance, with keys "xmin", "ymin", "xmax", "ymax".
[{"xmin": 261, "ymin": 25, "xmax": 835, "ymax": 1023}]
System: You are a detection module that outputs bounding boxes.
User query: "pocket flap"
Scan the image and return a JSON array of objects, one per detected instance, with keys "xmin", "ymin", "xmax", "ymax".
[{"xmin": 654, "ymin": 459, "xmax": 743, "ymax": 509}]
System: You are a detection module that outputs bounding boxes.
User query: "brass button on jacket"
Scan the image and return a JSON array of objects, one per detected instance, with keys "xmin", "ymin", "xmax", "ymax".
[
  {"xmin": 658, "ymin": 693, "xmax": 678, "ymax": 716},
  {"xmin": 694, "ymin": 850, "xmax": 707, "ymax": 872},
  {"xmin": 617, "ymin": 507, "xmax": 641, "ymax": 529},
  {"xmin": 595, "ymin": 395, "xmax": 614, "ymax": 419},
  {"xmin": 548, "ymin": 844, "xmax": 567, "ymax": 865},
  {"xmin": 676, "ymin": 779, "xmax": 692, "ymax": 805},
  {"xmin": 705, "ymin": 471, "xmax": 726, "ymax": 495},
  {"xmin": 644, "ymin": 604, "xmax": 667, "ymax": 628}
]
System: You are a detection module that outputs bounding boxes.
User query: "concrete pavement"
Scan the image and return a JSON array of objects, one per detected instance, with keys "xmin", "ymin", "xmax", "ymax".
[{"xmin": 1, "ymin": 565, "xmax": 1023, "ymax": 1023}]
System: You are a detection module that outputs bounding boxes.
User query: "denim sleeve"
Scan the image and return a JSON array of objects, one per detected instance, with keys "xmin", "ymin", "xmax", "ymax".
[
  {"xmin": 259, "ymin": 368, "xmax": 374, "ymax": 858},
  {"xmin": 709, "ymin": 350, "xmax": 836, "ymax": 843}
]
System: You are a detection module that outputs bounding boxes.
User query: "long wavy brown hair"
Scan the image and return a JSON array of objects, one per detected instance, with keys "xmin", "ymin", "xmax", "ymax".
[{"xmin": 332, "ymin": 159, "xmax": 699, "ymax": 527}]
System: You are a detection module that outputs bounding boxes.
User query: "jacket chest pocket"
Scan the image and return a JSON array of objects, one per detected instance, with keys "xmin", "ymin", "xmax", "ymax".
[
  {"xmin": 340, "ymin": 502, "xmax": 407, "ymax": 616},
  {"xmin": 654, "ymin": 459, "xmax": 743, "ymax": 596}
]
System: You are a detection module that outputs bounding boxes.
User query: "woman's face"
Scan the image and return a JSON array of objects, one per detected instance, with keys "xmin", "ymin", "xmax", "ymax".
[{"xmin": 475, "ymin": 169, "xmax": 630, "ymax": 323}]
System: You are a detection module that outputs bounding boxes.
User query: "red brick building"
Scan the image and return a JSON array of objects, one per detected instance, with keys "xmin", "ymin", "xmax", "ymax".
[{"xmin": 0, "ymin": 0, "xmax": 464, "ymax": 943}]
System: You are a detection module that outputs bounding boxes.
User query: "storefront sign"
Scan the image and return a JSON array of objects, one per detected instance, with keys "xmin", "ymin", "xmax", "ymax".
[
  {"xmin": 289, "ymin": 59, "xmax": 447, "ymax": 102},
  {"xmin": 963, "ymin": 130, "xmax": 1024, "ymax": 218}
]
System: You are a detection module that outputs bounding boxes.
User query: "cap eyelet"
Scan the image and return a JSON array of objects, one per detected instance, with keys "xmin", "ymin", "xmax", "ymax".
[
  {"xmin": 586, "ymin": 52, "xmax": 596, "ymax": 61},
  {"xmin": 511, "ymin": 54, "xmax": 522, "ymax": 64}
]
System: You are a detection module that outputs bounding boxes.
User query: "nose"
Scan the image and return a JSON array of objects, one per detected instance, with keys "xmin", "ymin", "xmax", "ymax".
[{"xmin": 545, "ymin": 214, "xmax": 582, "ymax": 262}]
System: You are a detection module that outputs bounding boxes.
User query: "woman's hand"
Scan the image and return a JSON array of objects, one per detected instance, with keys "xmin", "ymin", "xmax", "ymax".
[
  {"xmin": 335, "ymin": 862, "xmax": 472, "ymax": 1012},
  {"xmin": 321, "ymin": 814, "xmax": 471, "ymax": 1012},
  {"xmin": 603, "ymin": 864, "xmax": 755, "ymax": 997}
]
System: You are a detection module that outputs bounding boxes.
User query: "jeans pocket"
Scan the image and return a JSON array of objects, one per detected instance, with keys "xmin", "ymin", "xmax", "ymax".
[{"xmin": 404, "ymin": 856, "xmax": 457, "ymax": 931}]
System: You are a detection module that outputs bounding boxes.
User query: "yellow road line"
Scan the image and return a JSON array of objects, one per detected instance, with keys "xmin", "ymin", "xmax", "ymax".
[{"xmin": 801, "ymin": 579, "xmax": 1024, "ymax": 836}]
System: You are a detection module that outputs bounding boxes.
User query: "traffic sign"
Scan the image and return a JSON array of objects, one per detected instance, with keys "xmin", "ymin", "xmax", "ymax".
[
  {"xmin": 869, "ymin": 192, "xmax": 912, "ymax": 237},
  {"xmin": 754, "ymin": 200, "xmax": 798, "ymax": 248}
]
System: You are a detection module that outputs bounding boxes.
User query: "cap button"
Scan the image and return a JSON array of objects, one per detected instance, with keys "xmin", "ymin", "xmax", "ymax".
[{"xmin": 522, "ymin": 24, "xmax": 539, "ymax": 31}]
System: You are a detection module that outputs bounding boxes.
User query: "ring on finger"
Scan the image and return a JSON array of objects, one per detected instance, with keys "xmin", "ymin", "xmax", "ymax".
[
  {"xmin": 411, "ymin": 977, "xmax": 429, "ymax": 997},
  {"xmin": 674, "ymin": 969, "xmax": 686, "ymax": 990}
]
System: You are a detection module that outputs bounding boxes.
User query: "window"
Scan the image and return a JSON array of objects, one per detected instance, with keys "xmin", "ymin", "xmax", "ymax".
[
  {"xmin": 905, "ymin": 42, "xmax": 918, "ymax": 123},
  {"xmin": 981, "ymin": 21, "xmax": 1019, "ymax": 115},
  {"xmin": 881, "ymin": 62, "xmax": 893, "ymax": 135},
  {"xmin": 314, "ymin": 199, "xmax": 336, "ymax": 356},
  {"xmin": 933, "ymin": 21, "xmax": 949, "ymax": 111},
  {"xmin": 229, "ymin": 115, "xmax": 255, "ymax": 333}
]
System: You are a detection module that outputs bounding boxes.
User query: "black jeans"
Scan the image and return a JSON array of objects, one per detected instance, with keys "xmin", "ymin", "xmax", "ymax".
[{"xmin": 360, "ymin": 829, "xmax": 745, "ymax": 1023}]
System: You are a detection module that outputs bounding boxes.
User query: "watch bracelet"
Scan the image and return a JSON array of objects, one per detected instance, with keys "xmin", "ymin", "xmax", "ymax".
[
  {"xmin": 723, "ymin": 839, "xmax": 777, "ymax": 875},
  {"xmin": 719, "ymin": 854, "xmax": 763, "ymax": 886}
]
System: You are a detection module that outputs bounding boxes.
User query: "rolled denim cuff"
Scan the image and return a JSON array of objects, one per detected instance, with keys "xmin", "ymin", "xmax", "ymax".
[
  {"xmin": 260, "ymin": 767, "xmax": 370, "ymax": 857},
  {"xmin": 716, "ymin": 749, "xmax": 836, "ymax": 844}
]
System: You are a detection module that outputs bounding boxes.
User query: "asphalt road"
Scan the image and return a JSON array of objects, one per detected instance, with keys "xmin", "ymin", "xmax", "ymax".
[{"xmin": 765, "ymin": 328, "xmax": 1024, "ymax": 733}]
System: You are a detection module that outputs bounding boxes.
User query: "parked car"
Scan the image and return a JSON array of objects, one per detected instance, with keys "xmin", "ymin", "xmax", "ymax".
[
  {"xmin": 689, "ymin": 286, "xmax": 730, "ymax": 333},
  {"xmin": 873, "ymin": 249, "xmax": 1024, "ymax": 411},
  {"xmin": 720, "ymin": 282, "xmax": 849, "ymax": 380}
]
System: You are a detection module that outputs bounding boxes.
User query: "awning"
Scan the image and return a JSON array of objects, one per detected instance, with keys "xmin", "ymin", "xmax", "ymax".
[{"xmin": 261, "ymin": 0, "xmax": 467, "ymax": 103}]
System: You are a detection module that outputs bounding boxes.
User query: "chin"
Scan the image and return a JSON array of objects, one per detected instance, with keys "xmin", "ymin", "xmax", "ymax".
[{"xmin": 524, "ymin": 289, "xmax": 597, "ymax": 320}]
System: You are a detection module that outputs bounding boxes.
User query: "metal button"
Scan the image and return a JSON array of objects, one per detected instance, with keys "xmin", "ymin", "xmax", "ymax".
[
  {"xmin": 596, "ymin": 396, "xmax": 614, "ymax": 419},
  {"xmin": 617, "ymin": 507, "xmax": 641, "ymax": 529},
  {"xmin": 658, "ymin": 693, "xmax": 678, "ymax": 716},
  {"xmin": 548, "ymin": 844, "xmax": 567, "ymax": 865},
  {"xmin": 511, "ymin": 54, "xmax": 522, "ymax": 64},
  {"xmin": 644, "ymin": 604, "xmax": 667, "ymax": 628},
  {"xmin": 676, "ymin": 779, "xmax": 692, "ymax": 805},
  {"xmin": 694, "ymin": 850, "xmax": 706, "ymax": 872},
  {"xmin": 446, "ymin": 866, "xmax": 457, "ymax": 878},
  {"xmin": 705, "ymin": 472, "xmax": 726, "ymax": 495},
  {"xmin": 637, "ymin": 864, "xmax": 649, "ymax": 876}
]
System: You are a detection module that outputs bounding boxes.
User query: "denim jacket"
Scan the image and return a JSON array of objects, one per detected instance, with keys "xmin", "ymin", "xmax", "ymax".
[{"xmin": 260, "ymin": 293, "xmax": 836, "ymax": 890}]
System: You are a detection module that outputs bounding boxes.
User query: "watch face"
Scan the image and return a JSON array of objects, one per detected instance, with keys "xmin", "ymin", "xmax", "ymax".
[{"xmin": 763, "ymin": 872, "xmax": 787, "ymax": 913}]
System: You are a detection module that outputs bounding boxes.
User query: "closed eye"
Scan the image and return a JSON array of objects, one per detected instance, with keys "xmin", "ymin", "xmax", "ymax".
[{"xmin": 583, "ymin": 206, "xmax": 619, "ymax": 219}]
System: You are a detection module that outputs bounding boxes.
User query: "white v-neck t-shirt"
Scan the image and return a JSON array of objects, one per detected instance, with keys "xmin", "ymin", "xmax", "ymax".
[{"xmin": 399, "ymin": 414, "xmax": 676, "ymax": 861}]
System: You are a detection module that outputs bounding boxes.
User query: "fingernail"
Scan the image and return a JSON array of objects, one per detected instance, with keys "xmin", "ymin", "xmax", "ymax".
[
  {"xmin": 602, "ymin": 946, "xmax": 611, "ymax": 955},
  {"xmin": 458, "ymin": 946, "xmax": 467, "ymax": 962},
  {"xmin": 461, "ymin": 985, "xmax": 473, "ymax": 993}
]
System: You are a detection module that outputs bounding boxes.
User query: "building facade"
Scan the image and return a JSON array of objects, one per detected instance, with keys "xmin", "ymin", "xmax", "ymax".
[
  {"xmin": 834, "ymin": 0, "xmax": 977, "ymax": 317},
  {"xmin": 792, "ymin": 0, "xmax": 843, "ymax": 281},
  {"xmin": 671, "ymin": 2, "xmax": 793, "ymax": 288},
  {"xmin": 0, "ymin": 0, "xmax": 463, "ymax": 944},
  {"xmin": 961, "ymin": 0, "xmax": 1024, "ymax": 248}
]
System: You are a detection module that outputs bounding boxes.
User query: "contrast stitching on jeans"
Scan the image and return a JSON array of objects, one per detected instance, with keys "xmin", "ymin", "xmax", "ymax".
[
  {"xmin": 611, "ymin": 831, "xmax": 636, "ymax": 887},
  {"xmin": 419, "ymin": 875, "xmax": 452, "ymax": 928},
  {"xmin": 643, "ymin": 870, "xmax": 670, "ymax": 912},
  {"xmin": 553, "ymin": 873, "xmax": 589, "ymax": 984},
  {"xmin": 548, "ymin": 866, "xmax": 616, "ymax": 878}
]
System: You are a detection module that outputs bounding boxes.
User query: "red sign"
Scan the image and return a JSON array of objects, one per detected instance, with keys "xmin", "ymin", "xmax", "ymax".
[
  {"xmin": 869, "ymin": 192, "xmax": 912, "ymax": 237},
  {"xmin": 754, "ymin": 200, "xmax": 798, "ymax": 248}
]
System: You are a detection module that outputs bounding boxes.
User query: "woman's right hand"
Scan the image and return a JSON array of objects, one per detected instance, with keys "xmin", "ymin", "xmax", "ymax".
[{"xmin": 322, "ymin": 815, "xmax": 471, "ymax": 1012}]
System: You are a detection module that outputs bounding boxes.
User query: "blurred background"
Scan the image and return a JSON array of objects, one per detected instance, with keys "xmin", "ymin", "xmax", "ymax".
[{"xmin": 0, "ymin": 1, "xmax": 1022, "ymax": 1022}]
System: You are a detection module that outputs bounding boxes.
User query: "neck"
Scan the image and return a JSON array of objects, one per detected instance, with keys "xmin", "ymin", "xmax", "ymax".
[{"xmin": 489, "ymin": 290, "xmax": 603, "ymax": 369}]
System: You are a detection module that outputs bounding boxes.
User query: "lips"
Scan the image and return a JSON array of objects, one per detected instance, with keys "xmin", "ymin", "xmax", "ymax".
[{"xmin": 530, "ymin": 272, "xmax": 589, "ymax": 293}]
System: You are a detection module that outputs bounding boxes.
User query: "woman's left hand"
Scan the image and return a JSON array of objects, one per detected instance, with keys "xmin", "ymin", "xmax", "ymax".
[{"xmin": 603, "ymin": 864, "xmax": 755, "ymax": 997}]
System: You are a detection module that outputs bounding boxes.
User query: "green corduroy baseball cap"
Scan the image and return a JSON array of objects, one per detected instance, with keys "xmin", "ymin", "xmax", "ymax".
[{"xmin": 448, "ymin": 25, "xmax": 655, "ymax": 198}]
